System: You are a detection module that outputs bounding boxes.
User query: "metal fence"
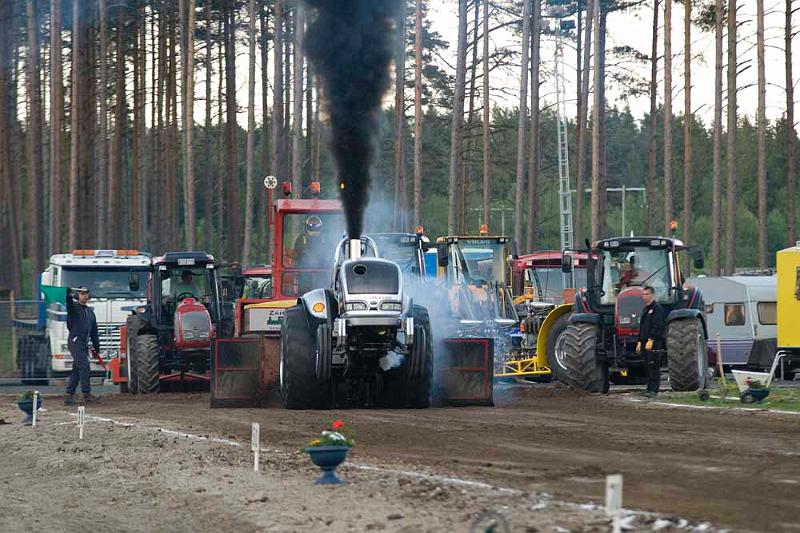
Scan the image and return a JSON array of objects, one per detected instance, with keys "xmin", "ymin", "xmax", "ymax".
[{"xmin": 0, "ymin": 300, "xmax": 110, "ymax": 386}]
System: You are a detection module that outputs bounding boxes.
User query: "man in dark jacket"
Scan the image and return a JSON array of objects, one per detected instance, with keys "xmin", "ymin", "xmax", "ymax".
[
  {"xmin": 637, "ymin": 286, "xmax": 666, "ymax": 398},
  {"xmin": 64, "ymin": 287, "xmax": 101, "ymax": 405}
]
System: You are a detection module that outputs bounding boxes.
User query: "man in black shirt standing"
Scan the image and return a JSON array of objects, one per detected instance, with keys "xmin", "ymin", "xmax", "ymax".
[
  {"xmin": 64, "ymin": 287, "xmax": 101, "ymax": 405},
  {"xmin": 637, "ymin": 286, "xmax": 666, "ymax": 398}
]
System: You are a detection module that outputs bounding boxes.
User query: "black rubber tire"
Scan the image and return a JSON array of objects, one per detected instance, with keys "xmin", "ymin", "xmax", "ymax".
[
  {"xmin": 135, "ymin": 334, "xmax": 161, "ymax": 394},
  {"xmin": 560, "ymin": 322, "xmax": 608, "ymax": 393},
  {"xmin": 666, "ymin": 318, "xmax": 706, "ymax": 392},
  {"xmin": 125, "ymin": 315, "xmax": 144, "ymax": 394},
  {"xmin": 315, "ymin": 323, "xmax": 332, "ymax": 382},
  {"xmin": 546, "ymin": 314, "xmax": 572, "ymax": 384},
  {"xmin": 383, "ymin": 306, "xmax": 433, "ymax": 408},
  {"xmin": 280, "ymin": 305, "xmax": 329, "ymax": 409}
]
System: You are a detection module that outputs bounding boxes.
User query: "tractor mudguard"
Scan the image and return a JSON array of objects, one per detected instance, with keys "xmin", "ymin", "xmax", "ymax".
[
  {"xmin": 569, "ymin": 312, "xmax": 601, "ymax": 325},
  {"xmin": 301, "ymin": 289, "xmax": 330, "ymax": 321},
  {"xmin": 667, "ymin": 308, "xmax": 708, "ymax": 338},
  {"xmin": 536, "ymin": 304, "xmax": 574, "ymax": 358}
]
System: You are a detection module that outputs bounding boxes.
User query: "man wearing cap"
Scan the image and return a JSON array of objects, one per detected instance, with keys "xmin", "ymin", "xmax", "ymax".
[{"xmin": 64, "ymin": 287, "xmax": 101, "ymax": 405}]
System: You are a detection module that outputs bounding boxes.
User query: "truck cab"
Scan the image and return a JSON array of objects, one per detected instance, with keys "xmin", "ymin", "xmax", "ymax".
[{"xmin": 35, "ymin": 250, "xmax": 151, "ymax": 382}]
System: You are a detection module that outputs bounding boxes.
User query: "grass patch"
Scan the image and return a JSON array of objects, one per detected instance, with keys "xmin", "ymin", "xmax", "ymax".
[{"xmin": 658, "ymin": 383, "xmax": 800, "ymax": 413}]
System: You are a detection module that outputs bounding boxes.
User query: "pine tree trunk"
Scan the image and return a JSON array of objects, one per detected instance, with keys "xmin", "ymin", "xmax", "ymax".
[
  {"xmin": 725, "ymin": 0, "xmax": 738, "ymax": 274},
  {"xmin": 414, "ymin": 0, "xmax": 424, "ymax": 229},
  {"xmin": 757, "ymin": 0, "xmax": 767, "ymax": 268},
  {"xmin": 216, "ymin": 14, "xmax": 225, "ymax": 255},
  {"xmin": 481, "ymin": 0, "xmax": 490, "ymax": 228},
  {"xmin": 97, "ymin": 0, "xmax": 109, "ymax": 246},
  {"xmin": 132, "ymin": 0, "xmax": 144, "ymax": 247},
  {"xmin": 283, "ymin": 8, "xmax": 291, "ymax": 160},
  {"xmin": 272, "ymin": 0, "xmax": 285, "ymax": 187},
  {"xmin": 0, "ymin": 0, "xmax": 22, "ymax": 295},
  {"xmin": 167, "ymin": 3, "xmax": 178, "ymax": 249},
  {"xmin": 291, "ymin": 3, "xmax": 304, "ymax": 197},
  {"xmin": 512, "ymin": 0, "xmax": 531, "ymax": 245},
  {"xmin": 590, "ymin": 0, "xmax": 601, "ymax": 241},
  {"xmin": 243, "ymin": 0, "xmax": 257, "ymax": 265},
  {"xmin": 682, "ymin": 0, "xmax": 692, "ymax": 268},
  {"xmin": 68, "ymin": 0, "xmax": 80, "ymax": 248},
  {"xmin": 50, "ymin": 0, "xmax": 63, "ymax": 253},
  {"xmin": 204, "ymin": 0, "xmax": 213, "ymax": 249},
  {"xmin": 526, "ymin": 0, "xmax": 541, "ymax": 251},
  {"xmin": 597, "ymin": 9, "xmax": 608, "ymax": 237},
  {"xmin": 110, "ymin": 8, "xmax": 127, "ymax": 246},
  {"xmin": 447, "ymin": 0, "xmax": 469, "ymax": 234},
  {"xmin": 787, "ymin": 0, "xmax": 797, "ymax": 245},
  {"xmin": 576, "ymin": 0, "xmax": 593, "ymax": 245},
  {"xmin": 711, "ymin": 0, "xmax": 723, "ymax": 275},
  {"xmin": 25, "ymin": 0, "xmax": 43, "ymax": 286},
  {"xmin": 224, "ymin": 0, "xmax": 240, "ymax": 260},
  {"xmin": 260, "ymin": 3, "xmax": 270, "ymax": 261},
  {"xmin": 646, "ymin": 0, "xmax": 658, "ymax": 235},
  {"xmin": 394, "ymin": 0, "xmax": 407, "ymax": 230},
  {"xmin": 663, "ymin": 0, "xmax": 673, "ymax": 233},
  {"xmin": 182, "ymin": 0, "xmax": 196, "ymax": 249}
]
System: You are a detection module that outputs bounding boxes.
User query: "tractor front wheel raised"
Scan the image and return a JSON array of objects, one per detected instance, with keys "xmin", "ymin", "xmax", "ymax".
[
  {"xmin": 667, "ymin": 317, "xmax": 707, "ymax": 392},
  {"xmin": 560, "ymin": 322, "xmax": 609, "ymax": 393},
  {"xmin": 280, "ymin": 305, "xmax": 330, "ymax": 409},
  {"xmin": 135, "ymin": 334, "xmax": 161, "ymax": 394}
]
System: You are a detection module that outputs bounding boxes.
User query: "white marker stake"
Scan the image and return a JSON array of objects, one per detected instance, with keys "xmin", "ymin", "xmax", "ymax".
[
  {"xmin": 77, "ymin": 406, "xmax": 85, "ymax": 440},
  {"xmin": 606, "ymin": 474, "xmax": 623, "ymax": 533},
  {"xmin": 251, "ymin": 422, "xmax": 260, "ymax": 472},
  {"xmin": 31, "ymin": 391, "xmax": 38, "ymax": 427}
]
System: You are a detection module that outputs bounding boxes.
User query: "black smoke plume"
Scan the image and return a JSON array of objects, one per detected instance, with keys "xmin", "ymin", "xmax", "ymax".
[{"xmin": 304, "ymin": 0, "xmax": 400, "ymax": 239}]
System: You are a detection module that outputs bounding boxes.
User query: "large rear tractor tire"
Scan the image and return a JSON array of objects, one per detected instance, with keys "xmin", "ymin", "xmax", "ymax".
[
  {"xmin": 135, "ymin": 334, "xmax": 161, "ymax": 394},
  {"xmin": 547, "ymin": 314, "xmax": 572, "ymax": 384},
  {"xmin": 124, "ymin": 315, "xmax": 144, "ymax": 394},
  {"xmin": 560, "ymin": 322, "xmax": 609, "ymax": 393},
  {"xmin": 667, "ymin": 318, "xmax": 707, "ymax": 391},
  {"xmin": 280, "ymin": 306, "xmax": 330, "ymax": 409}
]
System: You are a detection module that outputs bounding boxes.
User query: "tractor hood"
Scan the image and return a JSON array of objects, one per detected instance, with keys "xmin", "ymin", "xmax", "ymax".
[{"xmin": 615, "ymin": 287, "xmax": 646, "ymax": 336}]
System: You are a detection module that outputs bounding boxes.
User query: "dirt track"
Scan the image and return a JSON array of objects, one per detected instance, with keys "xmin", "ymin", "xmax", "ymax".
[{"xmin": 2, "ymin": 385, "xmax": 799, "ymax": 531}]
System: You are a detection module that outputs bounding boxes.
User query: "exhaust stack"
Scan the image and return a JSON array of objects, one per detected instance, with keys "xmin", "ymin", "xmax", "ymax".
[{"xmin": 349, "ymin": 239, "xmax": 362, "ymax": 260}]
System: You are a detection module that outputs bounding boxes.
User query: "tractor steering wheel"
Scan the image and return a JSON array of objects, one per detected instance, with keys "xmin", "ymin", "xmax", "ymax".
[{"xmin": 176, "ymin": 291, "xmax": 197, "ymax": 301}]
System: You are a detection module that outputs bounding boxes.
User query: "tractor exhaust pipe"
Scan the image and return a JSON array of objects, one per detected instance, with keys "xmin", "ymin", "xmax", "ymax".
[{"xmin": 349, "ymin": 239, "xmax": 362, "ymax": 260}]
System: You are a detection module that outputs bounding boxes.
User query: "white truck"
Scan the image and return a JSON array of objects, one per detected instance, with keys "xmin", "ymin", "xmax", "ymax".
[{"xmin": 18, "ymin": 249, "xmax": 151, "ymax": 384}]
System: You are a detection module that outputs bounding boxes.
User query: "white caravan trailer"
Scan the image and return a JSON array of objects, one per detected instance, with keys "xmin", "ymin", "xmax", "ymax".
[{"xmin": 687, "ymin": 276, "xmax": 776, "ymax": 370}]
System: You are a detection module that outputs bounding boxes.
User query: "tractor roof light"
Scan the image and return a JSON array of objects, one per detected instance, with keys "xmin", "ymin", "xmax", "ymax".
[
  {"xmin": 72, "ymin": 249, "xmax": 95, "ymax": 256},
  {"xmin": 310, "ymin": 181, "xmax": 321, "ymax": 197},
  {"xmin": 479, "ymin": 224, "xmax": 489, "ymax": 235},
  {"xmin": 116, "ymin": 249, "xmax": 140, "ymax": 256},
  {"xmin": 415, "ymin": 225, "xmax": 425, "ymax": 235}
]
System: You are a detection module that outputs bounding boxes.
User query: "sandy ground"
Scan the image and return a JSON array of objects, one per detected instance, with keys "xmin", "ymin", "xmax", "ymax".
[{"xmin": 1, "ymin": 384, "xmax": 798, "ymax": 532}]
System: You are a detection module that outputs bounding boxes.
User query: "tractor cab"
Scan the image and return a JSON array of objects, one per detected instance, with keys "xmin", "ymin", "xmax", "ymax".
[
  {"xmin": 367, "ymin": 231, "xmax": 430, "ymax": 278},
  {"xmin": 153, "ymin": 253, "xmax": 223, "ymax": 328},
  {"xmin": 570, "ymin": 237, "xmax": 704, "ymax": 334}
]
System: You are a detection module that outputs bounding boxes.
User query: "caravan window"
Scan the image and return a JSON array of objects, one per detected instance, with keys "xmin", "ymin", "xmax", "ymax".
[
  {"xmin": 757, "ymin": 302, "xmax": 777, "ymax": 325},
  {"xmin": 724, "ymin": 303, "xmax": 745, "ymax": 326}
]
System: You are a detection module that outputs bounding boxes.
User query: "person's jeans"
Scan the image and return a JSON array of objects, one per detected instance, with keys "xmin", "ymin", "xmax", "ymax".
[
  {"xmin": 644, "ymin": 349, "xmax": 661, "ymax": 393},
  {"xmin": 66, "ymin": 339, "xmax": 91, "ymax": 394}
]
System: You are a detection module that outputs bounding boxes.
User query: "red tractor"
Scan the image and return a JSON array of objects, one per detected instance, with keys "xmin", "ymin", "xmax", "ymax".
[
  {"xmin": 558, "ymin": 236, "xmax": 709, "ymax": 393},
  {"xmin": 113, "ymin": 252, "xmax": 228, "ymax": 393}
]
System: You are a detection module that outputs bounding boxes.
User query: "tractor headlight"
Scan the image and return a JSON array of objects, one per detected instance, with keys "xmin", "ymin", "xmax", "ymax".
[
  {"xmin": 199, "ymin": 331, "xmax": 210, "ymax": 338},
  {"xmin": 345, "ymin": 302, "xmax": 368, "ymax": 311},
  {"xmin": 184, "ymin": 331, "xmax": 195, "ymax": 339},
  {"xmin": 379, "ymin": 302, "xmax": 402, "ymax": 311}
]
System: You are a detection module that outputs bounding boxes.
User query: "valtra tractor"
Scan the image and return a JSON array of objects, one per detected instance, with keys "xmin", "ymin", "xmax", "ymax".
[
  {"xmin": 280, "ymin": 236, "xmax": 433, "ymax": 409},
  {"xmin": 558, "ymin": 235, "xmax": 710, "ymax": 393},
  {"xmin": 114, "ymin": 252, "xmax": 228, "ymax": 393}
]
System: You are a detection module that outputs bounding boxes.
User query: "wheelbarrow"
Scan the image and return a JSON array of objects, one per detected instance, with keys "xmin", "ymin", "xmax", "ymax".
[{"xmin": 731, "ymin": 352, "xmax": 787, "ymax": 404}]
